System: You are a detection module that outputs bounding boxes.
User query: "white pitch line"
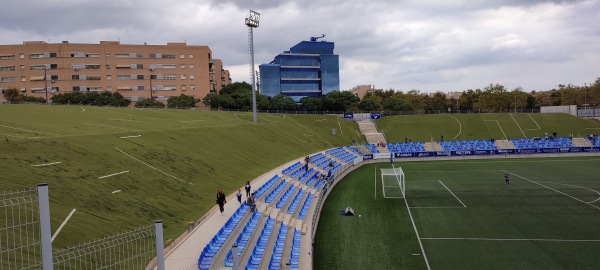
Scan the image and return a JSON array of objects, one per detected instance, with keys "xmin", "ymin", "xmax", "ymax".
[
  {"xmin": 83, "ymin": 123, "xmax": 135, "ymax": 131},
  {"xmin": 115, "ymin": 147, "xmax": 186, "ymax": 183},
  {"xmin": 98, "ymin": 170, "xmax": 129, "ymax": 179},
  {"xmin": 410, "ymin": 206, "xmax": 465, "ymax": 209},
  {"xmin": 31, "ymin": 162, "xmax": 62, "ymax": 167},
  {"xmin": 537, "ymin": 181, "xmax": 600, "ymax": 204},
  {"xmin": 439, "ymin": 181, "xmax": 467, "ymax": 208},
  {"xmin": 112, "ymin": 190, "xmax": 122, "ymax": 194},
  {"xmin": 507, "ymin": 171, "xmax": 600, "ymax": 211},
  {"xmin": 52, "ymin": 209, "xmax": 76, "ymax": 242},
  {"xmin": 509, "ymin": 113, "xmax": 527, "ymax": 138},
  {"xmin": 446, "ymin": 114, "xmax": 462, "ymax": 139},
  {"xmin": 421, "ymin": 237, "xmax": 600, "ymax": 242},
  {"xmin": 119, "ymin": 135, "xmax": 142, "ymax": 139},
  {"xmin": 403, "ymin": 188, "xmax": 432, "ymax": 270},
  {"xmin": 338, "ymin": 120, "xmax": 344, "ymax": 135},
  {"xmin": 178, "ymin": 120, "xmax": 206, "ymax": 123},
  {"xmin": 483, "ymin": 120, "xmax": 507, "ymax": 140},
  {"xmin": 374, "ymin": 166, "xmax": 377, "ymax": 200},
  {"xmin": 1, "ymin": 133, "xmax": 40, "ymax": 139},
  {"xmin": 109, "ymin": 118, "xmax": 152, "ymax": 123},
  {"xmin": 81, "ymin": 107, "xmax": 86, "ymax": 112}
]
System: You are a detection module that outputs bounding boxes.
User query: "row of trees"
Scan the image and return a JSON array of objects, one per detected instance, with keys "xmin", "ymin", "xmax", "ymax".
[
  {"xmin": 2, "ymin": 88, "xmax": 46, "ymax": 104},
  {"xmin": 202, "ymin": 78, "xmax": 600, "ymax": 112}
]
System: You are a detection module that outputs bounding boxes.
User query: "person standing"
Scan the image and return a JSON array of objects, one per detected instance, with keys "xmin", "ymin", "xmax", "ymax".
[
  {"xmin": 504, "ymin": 172, "xmax": 510, "ymax": 188},
  {"xmin": 236, "ymin": 189, "xmax": 242, "ymax": 204},
  {"xmin": 246, "ymin": 192, "xmax": 256, "ymax": 212},
  {"xmin": 216, "ymin": 189, "xmax": 227, "ymax": 215},
  {"xmin": 244, "ymin": 181, "xmax": 251, "ymax": 197}
]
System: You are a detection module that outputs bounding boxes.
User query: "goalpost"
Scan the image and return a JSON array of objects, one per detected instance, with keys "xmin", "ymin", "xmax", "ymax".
[{"xmin": 381, "ymin": 165, "xmax": 405, "ymax": 198}]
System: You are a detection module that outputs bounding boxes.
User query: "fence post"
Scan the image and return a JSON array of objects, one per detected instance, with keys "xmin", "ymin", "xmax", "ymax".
[
  {"xmin": 37, "ymin": 183, "xmax": 53, "ymax": 270},
  {"xmin": 155, "ymin": 220, "xmax": 165, "ymax": 270}
]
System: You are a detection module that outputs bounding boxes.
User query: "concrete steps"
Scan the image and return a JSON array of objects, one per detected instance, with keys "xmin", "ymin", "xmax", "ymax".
[
  {"xmin": 495, "ymin": 140, "xmax": 516, "ymax": 149},
  {"xmin": 572, "ymin": 137, "xmax": 593, "ymax": 147},
  {"xmin": 424, "ymin": 142, "xmax": 442, "ymax": 152}
]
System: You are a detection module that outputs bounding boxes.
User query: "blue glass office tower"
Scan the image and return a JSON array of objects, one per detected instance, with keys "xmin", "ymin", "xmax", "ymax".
[{"xmin": 259, "ymin": 38, "xmax": 340, "ymax": 101}]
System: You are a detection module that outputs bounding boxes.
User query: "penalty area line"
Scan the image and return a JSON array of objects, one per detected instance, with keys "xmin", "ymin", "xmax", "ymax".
[
  {"xmin": 98, "ymin": 170, "xmax": 129, "ymax": 179},
  {"xmin": 119, "ymin": 135, "xmax": 141, "ymax": 139},
  {"xmin": 421, "ymin": 237, "xmax": 600, "ymax": 242},
  {"xmin": 439, "ymin": 180, "xmax": 467, "ymax": 208}
]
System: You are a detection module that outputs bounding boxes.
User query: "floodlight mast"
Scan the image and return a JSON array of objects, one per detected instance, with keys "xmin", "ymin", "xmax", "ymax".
[{"xmin": 246, "ymin": 10, "xmax": 260, "ymax": 123}]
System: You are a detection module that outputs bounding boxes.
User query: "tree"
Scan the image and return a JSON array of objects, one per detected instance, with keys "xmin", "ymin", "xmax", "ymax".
[
  {"xmin": 428, "ymin": 92, "xmax": 447, "ymax": 111},
  {"xmin": 323, "ymin": 91, "xmax": 359, "ymax": 111},
  {"xmin": 382, "ymin": 95, "xmax": 413, "ymax": 111},
  {"xmin": 167, "ymin": 94, "xmax": 197, "ymax": 108},
  {"xmin": 404, "ymin": 90, "xmax": 428, "ymax": 111},
  {"xmin": 300, "ymin": 97, "xmax": 324, "ymax": 111},
  {"xmin": 474, "ymin": 84, "xmax": 510, "ymax": 112},
  {"xmin": 358, "ymin": 96, "xmax": 381, "ymax": 111},
  {"xmin": 270, "ymin": 94, "xmax": 298, "ymax": 110},
  {"xmin": 458, "ymin": 89, "xmax": 481, "ymax": 110},
  {"xmin": 135, "ymin": 98, "xmax": 164, "ymax": 108},
  {"xmin": 509, "ymin": 87, "xmax": 529, "ymax": 110},
  {"xmin": 2, "ymin": 88, "xmax": 21, "ymax": 103}
]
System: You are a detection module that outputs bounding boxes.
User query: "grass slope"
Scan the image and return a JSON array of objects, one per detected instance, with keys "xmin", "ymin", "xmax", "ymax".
[
  {"xmin": 0, "ymin": 105, "xmax": 363, "ymax": 248},
  {"xmin": 315, "ymin": 157, "xmax": 600, "ymax": 269},
  {"xmin": 376, "ymin": 113, "xmax": 600, "ymax": 142}
]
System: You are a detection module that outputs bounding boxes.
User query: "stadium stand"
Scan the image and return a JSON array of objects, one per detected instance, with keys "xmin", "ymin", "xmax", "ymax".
[
  {"xmin": 245, "ymin": 217, "xmax": 276, "ymax": 270},
  {"xmin": 440, "ymin": 140, "xmax": 497, "ymax": 151},
  {"xmin": 265, "ymin": 181, "xmax": 288, "ymax": 203},
  {"xmin": 290, "ymin": 229, "xmax": 301, "ymax": 270},
  {"xmin": 268, "ymin": 224, "xmax": 288, "ymax": 270},
  {"xmin": 592, "ymin": 136, "xmax": 600, "ymax": 147},
  {"xmin": 510, "ymin": 137, "xmax": 574, "ymax": 148},
  {"xmin": 287, "ymin": 189, "xmax": 306, "ymax": 215},
  {"xmin": 387, "ymin": 142, "xmax": 425, "ymax": 153},
  {"xmin": 364, "ymin": 144, "xmax": 380, "ymax": 153},
  {"xmin": 224, "ymin": 210, "xmax": 262, "ymax": 267},
  {"xmin": 276, "ymin": 185, "xmax": 297, "ymax": 209},
  {"xmin": 298, "ymin": 193, "xmax": 314, "ymax": 220},
  {"xmin": 282, "ymin": 162, "xmax": 301, "ymax": 175},
  {"xmin": 253, "ymin": 175, "xmax": 281, "ymax": 199}
]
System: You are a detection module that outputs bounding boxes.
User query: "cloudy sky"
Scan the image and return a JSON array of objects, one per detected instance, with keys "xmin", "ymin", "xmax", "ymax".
[{"xmin": 1, "ymin": 0, "xmax": 598, "ymax": 93}]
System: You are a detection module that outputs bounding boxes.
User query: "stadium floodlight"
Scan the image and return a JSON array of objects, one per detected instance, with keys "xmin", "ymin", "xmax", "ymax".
[{"xmin": 245, "ymin": 10, "xmax": 260, "ymax": 123}]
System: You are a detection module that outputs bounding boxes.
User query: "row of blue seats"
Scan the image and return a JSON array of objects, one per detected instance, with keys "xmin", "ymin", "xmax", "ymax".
[
  {"xmin": 298, "ymin": 194, "xmax": 314, "ymax": 220},
  {"xmin": 290, "ymin": 229, "xmax": 301, "ymax": 269},
  {"xmin": 594, "ymin": 137, "xmax": 600, "ymax": 147},
  {"xmin": 511, "ymin": 137, "xmax": 574, "ymax": 148},
  {"xmin": 345, "ymin": 146, "xmax": 363, "ymax": 156},
  {"xmin": 305, "ymin": 173, "xmax": 322, "ymax": 187},
  {"xmin": 364, "ymin": 144, "xmax": 380, "ymax": 154},
  {"xmin": 254, "ymin": 175, "xmax": 280, "ymax": 200},
  {"xmin": 315, "ymin": 157, "xmax": 332, "ymax": 169},
  {"xmin": 290, "ymin": 166, "xmax": 305, "ymax": 178},
  {"xmin": 387, "ymin": 142, "xmax": 425, "ymax": 153},
  {"xmin": 245, "ymin": 217, "xmax": 276, "ymax": 270},
  {"xmin": 298, "ymin": 168, "xmax": 316, "ymax": 182},
  {"xmin": 287, "ymin": 189, "xmax": 305, "ymax": 215},
  {"xmin": 309, "ymin": 153, "xmax": 326, "ymax": 164},
  {"xmin": 282, "ymin": 162, "xmax": 301, "ymax": 175},
  {"xmin": 313, "ymin": 179, "xmax": 325, "ymax": 189},
  {"xmin": 265, "ymin": 181, "xmax": 288, "ymax": 204},
  {"xmin": 224, "ymin": 210, "xmax": 261, "ymax": 267},
  {"xmin": 440, "ymin": 140, "xmax": 497, "ymax": 151},
  {"xmin": 268, "ymin": 223, "xmax": 288, "ymax": 270},
  {"xmin": 276, "ymin": 185, "xmax": 297, "ymax": 209},
  {"xmin": 198, "ymin": 203, "xmax": 249, "ymax": 269}
]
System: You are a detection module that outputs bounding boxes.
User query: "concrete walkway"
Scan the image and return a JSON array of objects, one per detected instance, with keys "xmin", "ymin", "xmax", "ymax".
[{"xmin": 162, "ymin": 156, "xmax": 311, "ymax": 270}]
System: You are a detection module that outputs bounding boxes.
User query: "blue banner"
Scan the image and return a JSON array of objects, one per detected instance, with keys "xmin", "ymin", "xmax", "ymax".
[
  {"xmin": 496, "ymin": 149, "xmax": 516, "ymax": 155},
  {"xmin": 435, "ymin": 151, "xmax": 452, "ymax": 157},
  {"xmin": 394, "ymin": 152, "xmax": 415, "ymax": 158},
  {"xmin": 363, "ymin": 154, "xmax": 373, "ymax": 160},
  {"xmin": 582, "ymin": 147, "xmax": 600, "ymax": 152},
  {"xmin": 415, "ymin": 152, "xmax": 434, "ymax": 157},
  {"xmin": 559, "ymin": 147, "xmax": 571, "ymax": 153},
  {"xmin": 474, "ymin": 150, "xmax": 495, "ymax": 155},
  {"xmin": 539, "ymin": 148, "xmax": 560, "ymax": 153},
  {"xmin": 568, "ymin": 147, "xmax": 582, "ymax": 153},
  {"xmin": 371, "ymin": 113, "xmax": 382, "ymax": 120},
  {"xmin": 452, "ymin": 150, "xmax": 474, "ymax": 156},
  {"xmin": 343, "ymin": 113, "xmax": 353, "ymax": 119},
  {"xmin": 517, "ymin": 148, "xmax": 538, "ymax": 154}
]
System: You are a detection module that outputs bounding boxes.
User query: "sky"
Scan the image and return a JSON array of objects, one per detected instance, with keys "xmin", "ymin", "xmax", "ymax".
[{"xmin": 1, "ymin": 0, "xmax": 599, "ymax": 93}]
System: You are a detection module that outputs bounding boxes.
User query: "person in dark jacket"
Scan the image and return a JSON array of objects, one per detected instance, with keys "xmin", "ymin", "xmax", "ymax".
[{"xmin": 216, "ymin": 188, "xmax": 227, "ymax": 215}]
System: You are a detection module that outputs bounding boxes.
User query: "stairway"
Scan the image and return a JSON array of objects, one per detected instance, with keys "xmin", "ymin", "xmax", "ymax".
[
  {"xmin": 424, "ymin": 142, "xmax": 442, "ymax": 152},
  {"xmin": 571, "ymin": 137, "xmax": 593, "ymax": 147},
  {"xmin": 357, "ymin": 120, "xmax": 388, "ymax": 153},
  {"xmin": 495, "ymin": 140, "xmax": 516, "ymax": 149}
]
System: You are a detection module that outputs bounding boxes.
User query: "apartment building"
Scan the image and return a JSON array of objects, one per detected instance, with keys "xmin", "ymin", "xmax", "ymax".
[{"xmin": 0, "ymin": 41, "xmax": 232, "ymax": 106}]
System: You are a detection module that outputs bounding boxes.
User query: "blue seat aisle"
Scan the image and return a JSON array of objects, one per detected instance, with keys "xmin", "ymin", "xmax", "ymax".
[
  {"xmin": 268, "ymin": 224, "xmax": 288, "ymax": 270},
  {"xmin": 245, "ymin": 217, "xmax": 276, "ymax": 270},
  {"xmin": 224, "ymin": 210, "xmax": 262, "ymax": 267}
]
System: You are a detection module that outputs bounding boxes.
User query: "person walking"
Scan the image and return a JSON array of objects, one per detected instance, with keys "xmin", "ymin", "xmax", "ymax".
[
  {"xmin": 216, "ymin": 188, "xmax": 227, "ymax": 215},
  {"xmin": 236, "ymin": 189, "xmax": 242, "ymax": 204},
  {"xmin": 244, "ymin": 181, "xmax": 251, "ymax": 197},
  {"xmin": 247, "ymin": 192, "xmax": 256, "ymax": 212}
]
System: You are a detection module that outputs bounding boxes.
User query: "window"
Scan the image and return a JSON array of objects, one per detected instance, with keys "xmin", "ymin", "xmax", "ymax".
[
  {"xmin": 85, "ymin": 64, "xmax": 101, "ymax": 69},
  {"xmin": 0, "ymin": 77, "xmax": 16, "ymax": 82},
  {"xmin": 163, "ymin": 54, "xmax": 175, "ymax": 59},
  {"xmin": 180, "ymin": 64, "xmax": 185, "ymax": 69},
  {"xmin": 19, "ymin": 53, "xmax": 24, "ymax": 59},
  {"xmin": 107, "ymin": 75, "xmax": 111, "ymax": 80},
  {"xmin": 107, "ymin": 86, "xmax": 112, "ymax": 91},
  {"xmin": 190, "ymin": 75, "xmax": 195, "ymax": 80},
  {"xmin": 136, "ymin": 75, "xmax": 144, "ymax": 80},
  {"xmin": 88, "ymin": 87, "xmax": 102, "ymax": 92},
  {"xmin": 163, "ymin": 64, "xmax": 175, "ymax": 69},
  {"xmin": 49, "ymin": 53, "xmax": 57, "ymax": 58},
  {"xmin": 0, "ymin": 54, "xmax": 14, "ymax": 60},
  {"xmin": 116, "ymin": 64, "xmax": 131, "ymax": 69},
  {"xmin": 164, "ymin": 75, "xmax": 176, "ymax": 80},
  {"xmin": 50, "ymin": 75, "xmax": 58, "ymax": 81},
  {"xmin": 181, "ymin": 75, "xmax": 185, "ymax": 80},
  {"xmin": 30, "ymin": 53, "xmax": 44, "ymax": 59},
  {"xmin": 117, "ymin": 75, "xmax": 130, "ymax": 80},
  {"xmin": 0, "ymin": 65, "xmax": 15, "ymax": 71},
  {"xmin": 182, "ymin": 85, "xmax": 186, "ymax": 91},
  {"xmin": 20, "ymin": 88, "xmax": 26, "ymax": 93},
  {"xmin": 116, "ymin": 54, "xmax": 130, "ymax": 58},
  {"xmin": 190, "ymin": 85, "xmax": 195, "ymax": 91},
  {"xmin": 72, "ymin": 86, "xmax": 80, "ymax": 92},
  {"xmin": 189, "ymin": 54, "xmax": 194, "ymax": 59},
  {"xmin": 86, "ymin": 53, "xmax": 99, "ymax": 58},
  {"xmin": 72, "ymin": 75, "xmax": 80, "ymax": 80},
  {"xmin": 20, "ymin": 65, "xmax": 25, "ymax": 71},
  {"xmin": 106, "ymin": 64, "xmax": 111, "ymax": 69},
  {"xmin": 21, "ymin": 76, "xmax": 26, "ymax": 82},
  {"xmin": 87, "ymin": 75, "xmax": 101, "ymax": 80},
  {"xmin": 180, "ymin": 54, "xmax": 185, "ymax": 59},
  {"xmin": 105, "ymin": 53, "xmax": 110, "ymax": 58},
  {"xmin": 189, "ymin": 64, "xmax": 194, "ymax": 69}
]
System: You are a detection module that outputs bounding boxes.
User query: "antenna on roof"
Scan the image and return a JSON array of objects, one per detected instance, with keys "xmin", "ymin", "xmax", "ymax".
[{"xmin": 310, "ymin": 34, "xmax": 326, "ymax": 42}]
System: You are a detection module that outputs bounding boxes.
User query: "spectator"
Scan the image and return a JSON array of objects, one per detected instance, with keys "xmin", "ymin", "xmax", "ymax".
[
  {"xmin": 236, "ymin": 189, "xmax": 242, "ymax": 204},
  {"xmin": 246, "ymin": 193, "xmax": 256, "ymax": 212},
  {"xmin": 244, "ymin": 181, "xmax": 251, "ymax": 197},
  {"xmin": 216, "ymin": 189, "xmax": 227, "ymax": 215},
  {"xmin": 404, "ymin": 137, "xmax": 408, "ymax": 143},
  {"xmin": 553, "ymin": 131, "xmax": 557, "ymax": 138},
  {"xmin": 569, "ymin": 133, "xmax": 573, "ymax": 140},
  {"xmin": 441, "ymin": 135, "xmax": 444, "ymax": 142}
]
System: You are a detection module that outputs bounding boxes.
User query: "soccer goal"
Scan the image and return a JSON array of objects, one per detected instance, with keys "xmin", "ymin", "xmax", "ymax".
[{"xmin": 381, "ymin": 166, "xmax": 405, "ymax": 198}]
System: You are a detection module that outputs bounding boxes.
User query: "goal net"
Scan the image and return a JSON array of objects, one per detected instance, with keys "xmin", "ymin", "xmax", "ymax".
[{"xmin": 381, "ymin": 166, "xmax": 405, "ymax": 198}]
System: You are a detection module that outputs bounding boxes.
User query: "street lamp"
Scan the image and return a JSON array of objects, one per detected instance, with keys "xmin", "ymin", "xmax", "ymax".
[
  {"xmin": 246, "ymin": 9, "xmax": 260, "ymax": 123},
  {"xmin": 44, "ymin": 67, "xmax": 48, "ymax": 105},
  {"xmin": 149, "ymin": 68, "xmax": 154, "ymax": 100},
  {"xmin": 584, "ymin": 83, "xmax": 588, "ymax": 118}
]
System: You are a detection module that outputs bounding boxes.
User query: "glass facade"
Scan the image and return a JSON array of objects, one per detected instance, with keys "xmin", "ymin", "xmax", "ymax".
[{"xmin": 259, "ymin": 38, "xmax": 339, "ymax": 101}]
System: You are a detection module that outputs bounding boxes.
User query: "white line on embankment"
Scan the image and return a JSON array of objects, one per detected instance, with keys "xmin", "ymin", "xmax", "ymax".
[
  {"xmin": 31, "ymin": 162, "xmax": 62, "ymax": 167},
  {"xmin": 112, "ymin": 190, "xmax": 122, "ymax": 194},
  {"xmin": 446, "ymin": 114, "xmax": 462, "ymax": 139},
  {"xmin": 483, "ymin": 120, "xmax": 507, "ymax": 140},
  {"xmin": 509, "ymin": 114, "xmax": 527, "ymax": 138},
  {"xmin": 119, "ymin": 135, "xmax": 141, "ymax": 139},
  {"xmin": 0, "ymin": 124, "xmax": 59, "ymax": 135},
  {"xmin": 525, "ymin": 113, "xmax": 541, "ymax": 130},
  {"xmin": 115, "ymin": 147, "xmax": 186, "ymax": 183},
  {"xmin": 98, "ymin": 170, "xmax": 129, "ymax": 179},
  {"xmin": 52, "ymin": 209, "xmax": 76, "ymax": 242}
]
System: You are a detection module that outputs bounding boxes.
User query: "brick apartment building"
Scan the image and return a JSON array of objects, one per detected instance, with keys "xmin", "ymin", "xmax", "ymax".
[{"xmin": 0, "ymin": 41, "xmax": 231, "ymax": 106}]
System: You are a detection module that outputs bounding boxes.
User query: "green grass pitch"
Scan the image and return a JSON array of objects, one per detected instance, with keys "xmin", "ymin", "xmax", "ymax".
[{"xmin": 314, "ymin": 157, "xmax": 600, "ymax": 270}]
